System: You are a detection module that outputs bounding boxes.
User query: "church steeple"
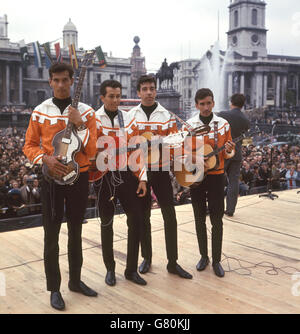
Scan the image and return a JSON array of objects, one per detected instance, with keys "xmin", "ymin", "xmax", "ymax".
[{"xmin": 227, "ymin": 0, "xmax": 268, "ymax": 57}]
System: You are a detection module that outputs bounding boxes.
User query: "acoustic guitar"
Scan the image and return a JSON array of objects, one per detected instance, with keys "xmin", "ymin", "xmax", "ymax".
[
  {"xmin": 42, "ymin": 50, "xmax": 95, "ymax": 185},
  {"xmin": 88, "ymin": 125, "xmax": 211, "ymax": 182},
  {"xmin": 174, "ymin": 130, "xmax": 254, "ymax": 188}
]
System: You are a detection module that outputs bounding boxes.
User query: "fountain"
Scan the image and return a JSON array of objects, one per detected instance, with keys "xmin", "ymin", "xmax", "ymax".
[{"xmin": 192, "ymin": 41, "xmax": 232, "ymax": 116}]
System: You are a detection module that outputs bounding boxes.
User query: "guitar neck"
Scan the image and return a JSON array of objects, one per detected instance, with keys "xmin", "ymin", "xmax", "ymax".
[
  {"xmin": 72, "ymin": 66, "xmax": 87, "ymax": 109},
  {"xmin": 64, "ymin": 66, "xmax": 87, "ymax": 139},
  {"xmin": 205, "ymin": 133, "xmax": 245, "ymax": 158}
]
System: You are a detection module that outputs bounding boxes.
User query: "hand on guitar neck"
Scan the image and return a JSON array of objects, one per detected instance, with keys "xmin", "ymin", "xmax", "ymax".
[{"xmin": 68, "ymin": 106, "xmax": 84, "ymax": 129}]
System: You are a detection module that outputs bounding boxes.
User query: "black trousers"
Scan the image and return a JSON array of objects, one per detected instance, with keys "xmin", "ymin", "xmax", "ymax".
[
  {"xmin": 190, "ymin": 174, "xmax": 225, "ymax": 263},
  {"xmin": 96, "ymin": 171, "xmax": 142, "ymax": 273},
  {"xmin": 139, "ymin": 171, "xmax": 178, "ymax": 263},
  {"xmin": 41, "ymin": 172, "xmax": 89, "ymax": 292}
]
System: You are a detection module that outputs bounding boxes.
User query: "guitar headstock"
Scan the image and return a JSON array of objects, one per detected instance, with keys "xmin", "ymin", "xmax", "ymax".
[{"xmin": 81, "ymin": 50, "xmax": 96, "ymax": 67}]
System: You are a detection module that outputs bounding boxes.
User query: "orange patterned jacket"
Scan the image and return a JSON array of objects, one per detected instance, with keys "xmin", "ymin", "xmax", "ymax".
[
  {"xmin": 95, "ymin": 106, "xmax": 147, "ymax": 182},
  {"xmin": 23, "ymin": 98, "xmax": 97, "ymax": 172},
  {"xmin": 185, "ymin": 113, "xmax": 235, "ymax": 175},
  {"xmin": 128, "ymin": 102, "xmax": 178, "ymax": 169}
]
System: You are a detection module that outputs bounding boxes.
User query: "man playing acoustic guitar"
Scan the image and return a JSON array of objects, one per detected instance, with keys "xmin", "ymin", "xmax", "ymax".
[
  {"xmin": 129, "ymin": 75, "xmax": 192, "ymax": 280},
  {"xmin": 94, "ymin": 80, "xmax": 148, "ymax": 286},
  {"xmin": 185, "ymin": 88, "xmax": 235, "ymax": 278}
]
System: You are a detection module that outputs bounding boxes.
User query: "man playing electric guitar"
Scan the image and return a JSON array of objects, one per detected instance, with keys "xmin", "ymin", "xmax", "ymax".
[
  {"xmin": 94, "ymin": 80, "xmax": 148, "ymax": 286},
  {"xmin": 185, "ymin": 88, "xmax": 235, "ymax": 278}
]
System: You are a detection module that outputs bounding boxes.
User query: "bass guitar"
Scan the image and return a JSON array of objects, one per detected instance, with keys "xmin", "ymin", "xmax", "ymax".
[{"xmin": 42, "ymin": 50, "xmax": 95, "ymax": 185}]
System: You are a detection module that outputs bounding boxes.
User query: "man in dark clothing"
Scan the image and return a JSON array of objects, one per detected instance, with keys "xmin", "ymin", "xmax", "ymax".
[{"xmin": 218, "ymin": 94, "xmax": 250, "ymax": 216}]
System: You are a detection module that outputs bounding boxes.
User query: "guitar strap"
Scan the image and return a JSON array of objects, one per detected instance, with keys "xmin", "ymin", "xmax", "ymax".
[
  {"xmin": 117, "ymin": 109, "xmax": 125, "ymax": 135},
  {"xmin": 213, "ymin": 121, "xmax": 220, "ymax": 170}
]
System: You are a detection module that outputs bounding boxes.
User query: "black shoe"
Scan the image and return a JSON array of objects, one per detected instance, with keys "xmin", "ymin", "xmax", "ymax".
[
  {"xmin": 212, "ymin": 262, "xmax": 225, "ymax": 277},
  {"xmin": 125, "ymin": 271, "xmax": 147, "ymax": 285},
  {"xmin": 224, "ymin": 211, "xmax": 233, "ymax": 217},
  {"xmin": 68, "ymin": 281, "xmax": 98, "ymax": 297},
  {"xmin": 138, "ymin": 259, "xmax": 151, "ymax": 274},
  {"xmin": 105, "ymin": 271, "xmax": 116, "ymax": 286},
  {"xmin": 50, "ymin": 291, "xmax": 65, "ymax": 311},
  {"xmin": 196, "ymin": 257, "xmax": 209, "ymax": 271},
  {"xmin": 167, "ymin": 263, "xmax": 193, "ymax": 279}
]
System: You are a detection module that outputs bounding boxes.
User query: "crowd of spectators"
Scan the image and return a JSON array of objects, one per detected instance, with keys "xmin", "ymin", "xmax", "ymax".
[
  {"xmin": 0, "ymin": 117, "xmax": 300, "ymax": 220},
  {"xmin": 0, "ymin": 126, "xmax": 42, "ymax": 219},
  {"xmin": 0, "ymin": 106, "xmax": 33, "ymax": 114},
  {"xmin": 238, "ymin": 140, "xmax": 300, "ymax": 195},
  {"xmin": 244, "ymin": 106, "xmax": 300, "ymax": 126}
]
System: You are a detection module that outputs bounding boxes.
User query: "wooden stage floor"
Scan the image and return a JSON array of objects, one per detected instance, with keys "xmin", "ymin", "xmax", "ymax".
[{"xmin": 0, "ymin": 189, "xmax": 299, "ymax": 314}]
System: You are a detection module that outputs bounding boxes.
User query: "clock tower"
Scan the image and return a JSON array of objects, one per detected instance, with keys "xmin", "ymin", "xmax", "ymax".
[{"xmin": 227, "ymin": 0, "xmax": 268, "ymax": 57}]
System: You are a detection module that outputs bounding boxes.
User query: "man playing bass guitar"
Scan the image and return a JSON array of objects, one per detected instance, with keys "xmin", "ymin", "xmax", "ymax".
[
  {"xmin": 23, "ymin": 62, "xmax": 98, "ymax": 311},
  {"xmin": 185, "ymin": 88, "xmax": 235, "ymax": 278}
]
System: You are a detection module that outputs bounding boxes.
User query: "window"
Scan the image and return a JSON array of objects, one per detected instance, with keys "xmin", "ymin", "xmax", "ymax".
[
  {"xmin": 252, "ymin": 9, "xmax": 258, "ymax": 25},
  {"xmin": 267, "ymin": 74, "xmax": 273, "ymax": 89},
  {"xmin": 234, "ymin": 10, "xmax": 238, "ymax": 27},
  {"xmin": 97, "ymin": 74, "xmax": 101, "ymax": 83},
  {"xmin": 110, "ymin": 74, "xmax": 114, "ymax": 80},
  {"xmin": 38, "ymin": 68, "xmax": 43, "ymax": 79},
  {"xmin": 23, "ymin": 90, "xmax": 30, "ymax": 106},
  {"xmin": 37, "ymin": 90, "xmax": 45, "ymax": 104},
  {"xmin": 22, "ymin": 67, "xmax": 28, "ymax": 78}
]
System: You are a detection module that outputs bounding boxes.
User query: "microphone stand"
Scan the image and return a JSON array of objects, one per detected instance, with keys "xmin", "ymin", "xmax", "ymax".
[{"xmin": 259, "ymin": 123, "xmax": 279, "ymax": 200}]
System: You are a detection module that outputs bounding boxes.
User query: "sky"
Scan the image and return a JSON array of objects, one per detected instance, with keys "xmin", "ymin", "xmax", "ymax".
[{"xmin": 2, "ymin": 0, "xmax": 300, "ymax": 72}]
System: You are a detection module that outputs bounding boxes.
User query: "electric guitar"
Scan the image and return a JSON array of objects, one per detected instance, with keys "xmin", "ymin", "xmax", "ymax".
[
  {"xmin": 174, "ymin": 130, "xmax": 255, "ymax": 188},
  {"xmin": 42, "ymin": 50, "xmax": 95, "ymax": 185}
]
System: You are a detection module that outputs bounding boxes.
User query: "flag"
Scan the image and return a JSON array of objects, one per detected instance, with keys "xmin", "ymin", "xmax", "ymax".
[
  {"xmin": 54, "ymin": 42, "xmax": 62, "ymax": 62},
  {"xmin": 69, "ymin": 44, "xmax": 78, "ymax": 69},
  {"xmin": 20, "ymin": 46, "xmax": 30, "ymax": 67},
  {"xmin": 32, "ymin": 41, "xmax": 42, "ymax": 68},
  {"xmin": 95, "ymin": 46, "xmax": 107, "ymax": 68},
  {"xmin": 42, "ymin": 42, "xmax": 53, "ymax": 69}
]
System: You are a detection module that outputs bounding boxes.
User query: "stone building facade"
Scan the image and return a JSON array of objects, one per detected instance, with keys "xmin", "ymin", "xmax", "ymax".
[
  {"xmin": 0, "ymin": 17, "xmax": 141, "ymax": 109},
  {"xmin": 173, "ymin": 0, "xmax": 300, "ymax": 115},
  {"xmin": 225, "ymin": 0, "xmax": 300, "ymax": 109}
]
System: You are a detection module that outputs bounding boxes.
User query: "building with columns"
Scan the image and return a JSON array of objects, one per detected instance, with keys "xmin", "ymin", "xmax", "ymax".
[
  {"xmin": 0, "ymin": 17, "xmax": 141, "ymax": 109},
  {"xmin": 173, "ymin": 0, "xmax": 300, "ymax": 115},
  {"xmin": 225, "ymin": 0, "xmax": 300, "ymax": 109}
]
